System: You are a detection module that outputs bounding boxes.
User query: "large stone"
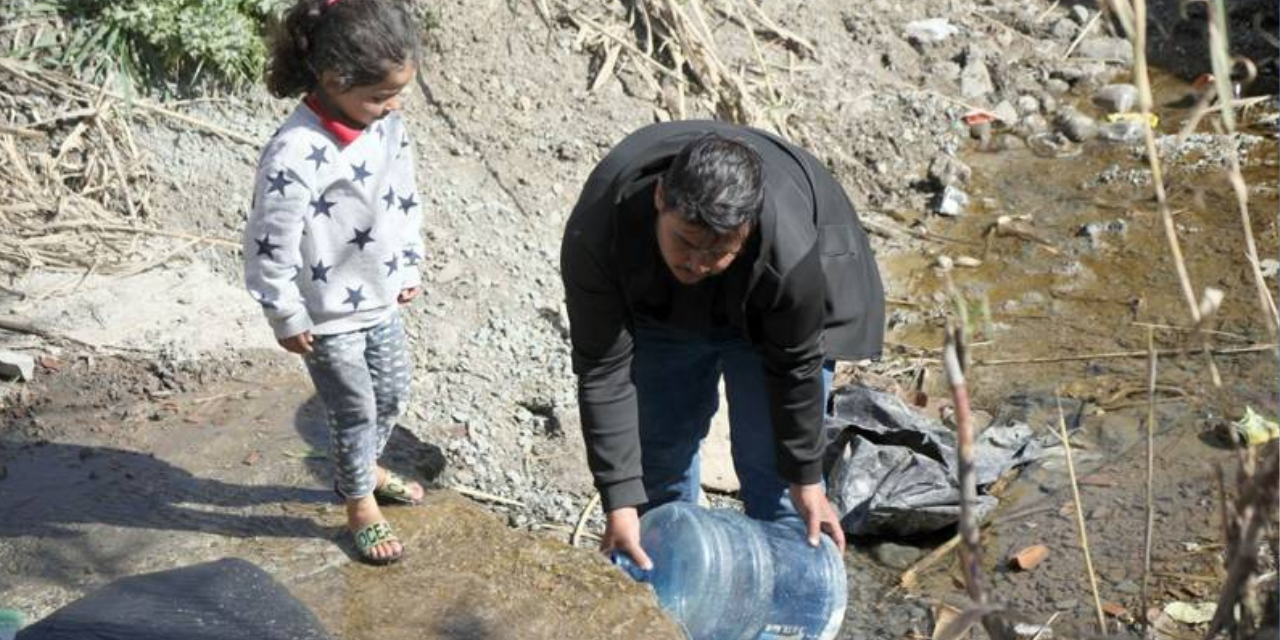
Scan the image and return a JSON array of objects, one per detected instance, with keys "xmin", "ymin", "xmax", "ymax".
[
  {"xmin": 1045, "ymin": 78, "xmax": 1071, "ymax": 95},
  {"xmin": 904, "ymin": 18, "xmax": 958, "ymax": 44},
  {"xmin": 993, "ymin": 100, "xmax": 1019, "ymax": 125},
  {"xmin": 1055, "ymin": 108, "xmax": 1098, "ymax": 142},
  {"xmin": 1016, "ymin": 95, "xmax": 1040, "ymax": 116},
  {"xmin": 927, "ymin": 154, "xmax": 972, "ymax": 188},
  {"xmin": 1098, "ymin": 120, "xmax": 1147, "ymax": 143},
  {"xmin": 960, "ymin": 59, "xmax": 995, "ymax": 98},
  {"xmin": 1093, "ymin": 83, "xmax": 1139, "ymax": 114},
  {"xmin": 869, "ymin": 542, "xmax": 926, "ymax": 570},
  {"xmin": 1051, "ymin": 18, "xmax": 1079, "ymax": 40},
  {"xmin": 933, "ymin": 185, "xmax": 970, "ymax": 217},
  {"xmin": 0, "ymin": 351, "xmax": 34, "ymax": 382},
  {"xmin": 1075, "ymin": 37, "xmax": 1134, "ymax": 64}
]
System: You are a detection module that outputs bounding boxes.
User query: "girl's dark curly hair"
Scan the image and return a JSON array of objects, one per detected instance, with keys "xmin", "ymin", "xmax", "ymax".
[{"xmin": 266, "ymin": 0, "xmax": 420, "ymax": 98}]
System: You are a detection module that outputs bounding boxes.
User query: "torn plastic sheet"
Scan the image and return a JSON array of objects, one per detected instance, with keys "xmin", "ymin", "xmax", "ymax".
[{"xmin": 823, "ymin": 385, "xmax": 1049, "ymax": 537}]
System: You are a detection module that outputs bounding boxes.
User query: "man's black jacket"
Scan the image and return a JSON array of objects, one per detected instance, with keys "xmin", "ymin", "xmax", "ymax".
[{"xmin": 560, "ymin": 120, "xmax": 885, "ymax": 511}]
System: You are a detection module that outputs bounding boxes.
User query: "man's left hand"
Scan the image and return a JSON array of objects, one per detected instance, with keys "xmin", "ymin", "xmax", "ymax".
[{"xmin": 789, "ymin": 483, "xmax": 846, "ymax": 553}]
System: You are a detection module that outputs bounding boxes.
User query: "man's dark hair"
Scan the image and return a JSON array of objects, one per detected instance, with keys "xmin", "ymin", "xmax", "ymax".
[
  {"xmin": 660, "ymin": 133, "xmax": 764, "ymax": 235},
  {"xmin": 266, "ymin": 0, "xmax": 420, "ymax": 98}
]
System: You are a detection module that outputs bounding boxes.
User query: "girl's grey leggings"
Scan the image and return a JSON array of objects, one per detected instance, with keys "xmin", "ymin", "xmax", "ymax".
[{"xmin": 303, "ymin": 312, "xmax": 413, "ymax": 498}]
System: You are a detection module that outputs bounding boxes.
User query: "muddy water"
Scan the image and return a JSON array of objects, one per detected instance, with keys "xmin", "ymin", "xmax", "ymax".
[
  {"xmin": 868, "ymin": 76, "xmax": 1278, "ymax": 639},
  {"xmin": 883, "ymin": 78, "xmax": 1278, "ymax": 415}
]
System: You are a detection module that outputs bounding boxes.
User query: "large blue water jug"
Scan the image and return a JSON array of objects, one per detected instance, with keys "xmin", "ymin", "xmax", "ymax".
[{"xmin": 613, "ymin": 502, "xmax": 847, "ymax": 640}]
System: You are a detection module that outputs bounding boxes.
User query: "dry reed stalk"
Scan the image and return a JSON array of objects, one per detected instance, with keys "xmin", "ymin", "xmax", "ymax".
[
  {"xmin": 453, "ymin": 485, "xmax": 526, "ymax": 507},
  {"xmin": 1140, "ymin": 328, "xmax": 1156, "ymax": 627},
  {"xmin": 1110, "ymin": 0, "xmax": 1224, "ymax": 387},
  {"xmin": 1054, "ymin": 391, "xmax": 1107, "ymax": 634},
  {"xmin": 943, "ymin": 323, "xmax": 1015, "ymax": 640},
  {"xmin": 0, "ymin": 56, "xmax": 221, "ymax": 285},
  {"xmin": 944, "ymin": 322, "xmax": 983, "ymax": 601},
  {"xmin": 555, "ymin": 0, "xmax": 807, "ymax": 137},
  {"xmin": 974, "ymin": 342, "xmax": 1275, "ymax": 366},
  {"xmin": 1061, "ymin": 12, "xmax": 1101, "ymax": 59},
  {"xmin": 571, "ymin": 492, "xmax": 600, "ymax": 548},
  {"xmin": 1196, "ymin": 0, "xmax": 1279, "ymax": 338}
]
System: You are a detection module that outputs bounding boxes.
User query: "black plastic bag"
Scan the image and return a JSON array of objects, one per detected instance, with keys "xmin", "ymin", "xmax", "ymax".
[{"xmin": 18, "ymin": 558, "xmax": 334, "ymax": 640}]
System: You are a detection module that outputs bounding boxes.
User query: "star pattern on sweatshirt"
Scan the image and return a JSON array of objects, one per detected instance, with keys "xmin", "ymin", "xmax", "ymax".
[
  {"xmin": 310, "ymin": 194, "xmax": 335, "ymax": 218},
  {"xmin": 348, "ymin": 227, "xmax": 374, "ymax": 251},
  {"xmin": 343, "ymin": 286, "xmax": 366, "ymax": 310},
  {"xmin": 255, "ymin": 234, "xmax": 281, "ymax": 259},
  {"xmin": 397, "ymin": 193, "xmax": 418, "ymax": 215},
  {"xmin": 351, "ymin": 162, "xmax": 373, "ymax": 185},
  {"xmin": 266, "ymin": 171, "xmax": 292, "ymax": 196},
  {"xmin": 250, "ymin": 125, "xmax": 424, "ymax": 326},
  {"xmin": 305, "ymin": 145, "xmax": 329, "ymax": 171},
  {"xmin": 311, "ymin": 260, "xmax": 331, "ymax": 283},
  {"xmin": 252, "ymin": 290, "xmax": 276, "ymax": 310}
]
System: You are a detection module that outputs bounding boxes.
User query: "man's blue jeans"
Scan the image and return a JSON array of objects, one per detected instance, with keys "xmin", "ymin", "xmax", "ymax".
[{"xmin": 632, "ymin": 321, "xmax": 833, "ymax": 522}]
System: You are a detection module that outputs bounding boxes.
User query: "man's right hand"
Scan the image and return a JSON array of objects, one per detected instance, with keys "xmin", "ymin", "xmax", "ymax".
[
  {"xmin": 601, "ymin": 506, "xmax": 653, "ymax": 570},
  {"xmin": 278, "ymin": 331, "xmax": 314, "ymax": 354}
]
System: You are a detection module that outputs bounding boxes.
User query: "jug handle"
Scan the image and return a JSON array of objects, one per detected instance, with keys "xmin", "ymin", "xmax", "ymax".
[{"xmin": 609, "ymin": 551, "xmax": 652, "ymax": 583}]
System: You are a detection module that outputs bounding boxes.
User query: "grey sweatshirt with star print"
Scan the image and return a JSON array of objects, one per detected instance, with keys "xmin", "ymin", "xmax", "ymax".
[{"xmin": 243, "ymin": 105, "xmax": 425, "ymax": 340}]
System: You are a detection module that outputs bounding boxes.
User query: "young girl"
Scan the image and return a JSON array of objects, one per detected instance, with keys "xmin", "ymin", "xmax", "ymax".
[{"xmin": 244, "ymin": 0, "xmax": 425, "ymax": 564}]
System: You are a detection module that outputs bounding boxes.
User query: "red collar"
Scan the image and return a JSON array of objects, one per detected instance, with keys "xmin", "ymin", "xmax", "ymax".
[{"xmin": 304, "ymin": 94, "xmax": 364, "ymax": 147}]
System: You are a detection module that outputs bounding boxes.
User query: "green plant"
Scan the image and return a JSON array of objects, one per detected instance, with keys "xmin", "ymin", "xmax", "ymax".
[{"xmin": 10, "ymin": 0, "xmax": 283, "ymax": 92}]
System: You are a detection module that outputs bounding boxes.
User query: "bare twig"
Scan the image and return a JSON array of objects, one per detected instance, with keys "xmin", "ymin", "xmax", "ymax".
[
  {"xmin": 974, "ymin": 343, "xmax": 1276, "ymax": 366},
  {"xmin": 0, "ymin": 58, "xmax": 261, "ymax": 146},
  {"xmin": 1141, "ymin": 328, "xmax": 1157, "ymax": 627},
  {"xmin": 452, "ymin": 485, "xmax": 526, "ymax": 507},
  {"xmin": 42, "ymin": 221, "xmax": 239, "ymax": 247},
  {"xmin": 944, "ymin": 325, "xmax": 979, "ymax": 602},
  {"xmin": 1062, "ymin": 12, "xmax": 1102, "ymax": 59},
  {"xmin": 0, "ymin": 123, "xmax": 45, "ymax": 139},
  {"xmin": 1027, "ymin": 612, "xmax": 1061, "ymax": 640},
  {"xmin": 571, "ymin": 492, "xmax": 601, "ymax": 547},
  {"xmin": 1054, "ymin": 391, "xmax": 1107, "ymax": 634}
]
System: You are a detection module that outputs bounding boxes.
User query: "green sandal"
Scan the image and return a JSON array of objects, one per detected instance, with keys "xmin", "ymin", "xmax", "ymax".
[
  {"xmin": 354, "ymin": 521, "xmax": 402, "ymax": 565},
  {"xmin": 374, "ymin": 470, "xmax": 423, "ymax": 506}
]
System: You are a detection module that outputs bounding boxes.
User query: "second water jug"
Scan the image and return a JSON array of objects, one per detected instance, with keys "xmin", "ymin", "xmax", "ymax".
[{"xmin": 614, "ymin": 502, "xmax": 847, "ymax": 640}]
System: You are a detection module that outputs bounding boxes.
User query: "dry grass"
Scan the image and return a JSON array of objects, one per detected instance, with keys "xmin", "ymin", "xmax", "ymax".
[
  {"xmin": 0, "ymin": 57, "xmax": 239, "ymax": 296},
  {"xmin": 549, "ymin": 0, "xmax": 813, "ymax": 139}
]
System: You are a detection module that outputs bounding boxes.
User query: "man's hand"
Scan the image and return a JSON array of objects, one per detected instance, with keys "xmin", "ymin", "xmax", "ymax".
[
  {"xmin": 398, "ymin": 287, "xmax": 422, "ymax": 304},
  {"xmin": 600, "ymin": 506, "xmax": 653, "ymax": 570},
  {"xmin": 789, "ymin": 483, "xmax": 846, "ymax": 552},
  {"xmin": 278, "ymin": 331, "xmax": 314, "ymax": 354}
]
